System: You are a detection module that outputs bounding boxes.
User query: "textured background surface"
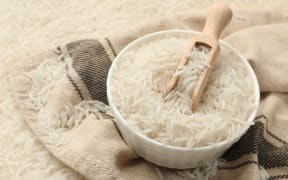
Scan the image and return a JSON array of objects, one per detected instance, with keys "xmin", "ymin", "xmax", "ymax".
[{"xmin": 0, "ymin": 0, "xmax": 287, "ymax": 179}]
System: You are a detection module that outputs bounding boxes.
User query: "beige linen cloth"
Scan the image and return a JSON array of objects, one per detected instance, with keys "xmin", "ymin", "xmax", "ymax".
[{"xmin": 10, "ymin": 7, "xmax": 288, "ymax": 180}]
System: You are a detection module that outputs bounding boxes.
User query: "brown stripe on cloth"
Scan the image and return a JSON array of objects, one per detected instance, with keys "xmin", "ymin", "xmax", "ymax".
[
  {"xmin": 216, "ymin": 115, "xmax": 288, "ymax": 179},
  {"xmin": 221, "ymin": 115, "xmax": 288, "ymax": 167},
  {"xmin": 257, "ymin": 115, "xmax": 288, "ymax": 145},
  {"xmin": 65, "ymin": 39, "xmax": 112, "ymax": 104},
  {"xmin": 66, "ymin": 61, "xmax": 93, "ymax": 101},
  {"xmin": 66, "ymin": 73, "xmax": 85, "ymax": 100},
  {"xmin": 104, "ymin": 37, "xmax": 117, "ymax": 57},
  {"xmin": 266, "ymin": 167, "xmax": 288, "ymax": 179},
  {"xmin": 218, "ymin": 160, "xmax": 258, "ymax": 170},
  {"xmin": 215, "ymin": 158, "xmax": 261, "ymax": 179},
  {"xmin": 255, "ymin": 115, "xmax": 287, "ymax": 149},
  {"xmin": 268, "ymin": 174, "xmax": 288, "ymax": 180},
  {"xmin": 218, "ymin": 153, "xmax": 258, "ymax": 169}
]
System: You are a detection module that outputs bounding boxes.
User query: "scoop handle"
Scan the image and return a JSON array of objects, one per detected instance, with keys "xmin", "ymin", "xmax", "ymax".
[{"xmin": 202, "ymin": 4, "xmax": 232, "ymax": 39}]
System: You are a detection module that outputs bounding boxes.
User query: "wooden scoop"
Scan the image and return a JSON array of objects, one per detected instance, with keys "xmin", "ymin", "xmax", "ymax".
[{"xmin": 163, "ymin": 4, "xmax": 232, "ymax": 112}]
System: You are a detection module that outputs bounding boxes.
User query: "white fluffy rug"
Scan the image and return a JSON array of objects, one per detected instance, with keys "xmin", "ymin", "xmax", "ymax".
[{"xmin": 0, "ymin": 0, "xmax": 287, "ymax": 179}]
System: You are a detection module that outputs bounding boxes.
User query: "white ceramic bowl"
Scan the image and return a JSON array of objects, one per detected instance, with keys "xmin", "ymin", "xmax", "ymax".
[{"xmin": 107, "ymin": 30, "xmax": 260, "ymax": 169}]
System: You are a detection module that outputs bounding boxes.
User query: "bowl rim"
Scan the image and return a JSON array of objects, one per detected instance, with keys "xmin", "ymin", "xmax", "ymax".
[{"xmin": 107, "ymin": 29, "xmax": 260, "ymax": 151}]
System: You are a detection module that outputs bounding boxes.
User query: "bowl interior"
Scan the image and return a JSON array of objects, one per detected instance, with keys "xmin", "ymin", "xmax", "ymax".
[{"xmin": 107, "ymin": 30, "xmax": 260, "ymax": 151}]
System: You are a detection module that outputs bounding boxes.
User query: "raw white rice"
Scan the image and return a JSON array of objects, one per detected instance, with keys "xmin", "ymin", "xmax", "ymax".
[{"xmin": 111, "ymin": 37, "xmax": 256, "ymax": 147}]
